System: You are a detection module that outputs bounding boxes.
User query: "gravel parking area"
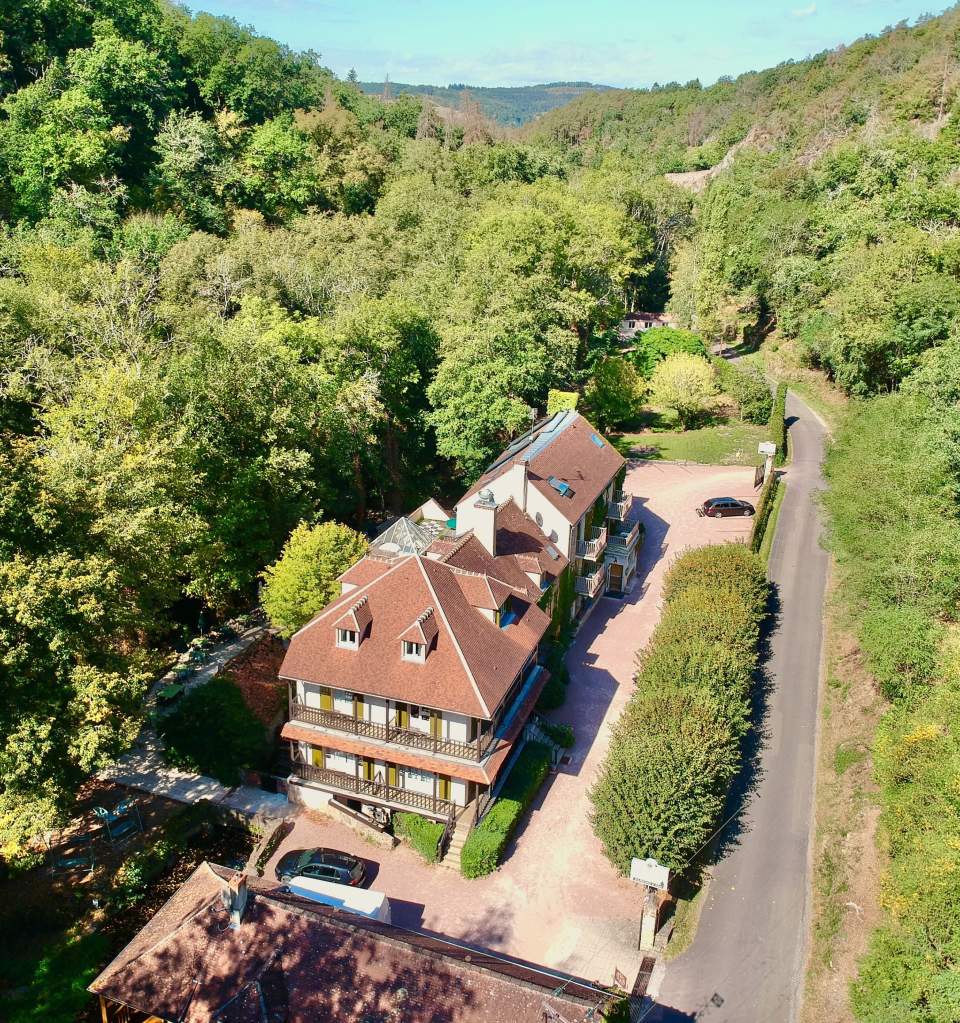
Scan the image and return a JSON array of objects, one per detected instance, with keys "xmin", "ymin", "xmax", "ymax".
[{"xmin": 266, "ymin": 461, "xmax": 758, "ymax": 989}]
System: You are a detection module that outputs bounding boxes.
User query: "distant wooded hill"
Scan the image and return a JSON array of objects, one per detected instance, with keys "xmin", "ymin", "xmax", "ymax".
[{"xmin": 358, "ymin": 81, "xmax": 613, "ymax": 126}]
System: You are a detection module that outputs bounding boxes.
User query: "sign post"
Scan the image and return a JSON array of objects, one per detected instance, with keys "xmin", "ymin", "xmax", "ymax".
[
  {"xmin": 758, "ymin": 440, "xmax": 777, "ymax": 484},
  {"xmin": 631, "ymin": 858, "xmax": 671, "ymax": 950}
]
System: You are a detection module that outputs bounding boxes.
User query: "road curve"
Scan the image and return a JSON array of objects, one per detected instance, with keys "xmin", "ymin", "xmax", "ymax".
[{"xmin": 648, "ymin": 391, "xmax": 830, "ymax": 1023}]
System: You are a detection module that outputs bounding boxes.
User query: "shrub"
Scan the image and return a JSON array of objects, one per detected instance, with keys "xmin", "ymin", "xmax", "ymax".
[
  {"xmin": 161, "ymin": 676, "xmax": 268, "ymax": 785},
  {"xmin": 113, "ymin": 838, "xmax": 175, "ymax": 908},
  {"xmin": 652, "ymin": 584, "xmax": 763, "ymax": 666},
  {"xmin": 547, "ymin": 389, "xmax": 579, "ymax": 415},
  {"xmin": 859, "ymin": 604, "xmax": 940, "ymax": 700},
  {"xmin": 542, "ymin": 721, "xmax": 575, "ymax": 748},
  {"xmin": 713, "ymin": 359, "xmax": 773, "ymax": 424},
  {"xmin": 393, "ymin": 812, "xmax": 445, "ymax": 863},
  {"xmin": 460, "ymin": 741, "xmax": 552, "ymax": 878},
  {"xmin": 770, "ymin": 382, "xmax": 787, "ymax": 464},
  {"xmin": 628, "ymin": 327, "xmax": 709, "ymax": 378},
  {"xmin": 255, "ymin": 819, "xmax": 293, "ymax": 876}
]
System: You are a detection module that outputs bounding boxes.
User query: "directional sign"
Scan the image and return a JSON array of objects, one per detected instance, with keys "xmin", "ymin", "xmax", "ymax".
[
  {"xmin": 758, "ymin": 441, "xmax": 777, "ymax": 456},
  {"xmin": 630, "ymin": 857, "xmax": 670, "ymax": 892}
]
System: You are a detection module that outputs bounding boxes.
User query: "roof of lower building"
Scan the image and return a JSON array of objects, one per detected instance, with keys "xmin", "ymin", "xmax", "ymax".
[
  {"xmin": 88, "ymin": 862, "xmax": 608, "ymax": 1023},
  {"xmin": 280, "ymin": 554, "xmax": 549, "ymax": 719},
  {"xmin": 460, "ymin": 411, "xmax": 624, "ymax": 526}
]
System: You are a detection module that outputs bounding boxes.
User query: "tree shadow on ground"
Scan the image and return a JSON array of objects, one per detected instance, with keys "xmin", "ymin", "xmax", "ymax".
[{"xmin": 708, "ymin": 580, "xmax": 782, "ymax": 864}]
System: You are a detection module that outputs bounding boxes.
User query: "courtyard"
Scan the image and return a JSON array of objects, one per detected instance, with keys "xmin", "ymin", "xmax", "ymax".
[{"xmin": 265, "ymin": 460, "xmax": 758, "ymax": 989}]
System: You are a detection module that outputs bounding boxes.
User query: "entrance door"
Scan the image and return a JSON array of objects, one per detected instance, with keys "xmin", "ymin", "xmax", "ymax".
[{"xmin": 608, "ymin": 562, "xmax": 624, "ymax": 594}]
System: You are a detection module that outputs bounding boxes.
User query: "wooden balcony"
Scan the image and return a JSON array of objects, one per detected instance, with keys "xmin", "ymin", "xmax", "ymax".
[
  {"xmin": 289, "ymin": 702, "xmax": 496, "ymax": 762},
  {"xmin": 576, "ymin": 526, "xmax": 608, "ymax": 561},
  {"xmin": 575, "ymin": 567, "xmax": 605, "ymax": 599},
  {"xmin": 608, "ymin": 491, "xmax": 632, "ymax": 521},
  {"xmin": 293, "ymin": 760, "xmax": 456, "ymax": 820},
  {"xmin": 607, "ymin": 519, "xmax": 640, "ymax": 552}
]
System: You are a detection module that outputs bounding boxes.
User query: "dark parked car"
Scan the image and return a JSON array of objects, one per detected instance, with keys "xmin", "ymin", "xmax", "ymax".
[
  {"xmin": 698, "ymin": 497, "xmax": 755, "ymax": 518},
  {"xmin": 275, "ymin": 847, "xmax": 366, "ymax": 886}
]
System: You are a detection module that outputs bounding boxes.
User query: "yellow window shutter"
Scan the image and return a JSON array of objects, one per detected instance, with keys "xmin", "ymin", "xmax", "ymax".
[
  {"xmin": 430, "ymin": 712, "xmax": 442, "ymax": 739},
  {"xmin": 388, "ymin": 763, "xmax": 397, "ymax": 787},
  {"xmin": 438, "ymin": 774, "xmax": 451, "ymax": 800},
  {"xmin": 320, "ymin": 688, "xmax": 332, "ymax": 711},
  {"xmin": 311, "ymin": 746, "xmax": 325, "ymax": 768}
]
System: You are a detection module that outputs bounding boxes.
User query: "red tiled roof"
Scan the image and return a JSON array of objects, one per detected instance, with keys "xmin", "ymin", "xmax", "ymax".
[
  {"xmin": 338, "ymin": 558, "xmax": 393, "ymax": 589},
  {"xmin": 89, "ymin": 862, "xmax": 605, "ymax": 1023},
  {"xmin": 461, "ymin": 412, "xmax": 624, "ymax": 525},
  {"xmin": 397, "ymin": 607, "xmax": 438, "ymax": 645},
  {"xmin": 279, "ymin": 555, "xmax": 549, "ymax": 719},
  {"xmin": 334, "ymin": 594, "xmax": 372, "ymax": 634}
]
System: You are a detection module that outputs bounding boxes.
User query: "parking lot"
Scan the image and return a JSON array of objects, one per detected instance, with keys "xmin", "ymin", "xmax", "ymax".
[{"xmin": 266, "ymin": 460, "xmax": 758, "ymax": 989}]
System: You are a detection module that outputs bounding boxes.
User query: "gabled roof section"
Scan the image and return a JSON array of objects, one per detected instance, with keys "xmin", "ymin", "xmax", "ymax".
[
  {"xmin": 397, "ymin": 607, "xmax": 438, "ymax": 646},
  {"xmin": 460, "ymin": 412, "xmax": 624, "ymax": 525},
  {"xmin": 333, "ymin": 594, "xmax": 371, "ymax": 635},
  {"xmin": 452, "ymin": 570, "xmax": 512, "ymax": 611}
]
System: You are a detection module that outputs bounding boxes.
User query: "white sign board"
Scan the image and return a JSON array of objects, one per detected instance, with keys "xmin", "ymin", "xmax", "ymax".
[
  {"xmin": 758, "ymin": 441, "xmax": 777, "ymax": 456},
  {"xmin": 630, "ymin": 857, "xmax": 670, "ymax": 892}
]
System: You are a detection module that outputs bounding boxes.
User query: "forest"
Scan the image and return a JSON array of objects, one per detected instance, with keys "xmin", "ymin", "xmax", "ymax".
[{"xmin": 2, "ymin": 2, "xmax": 960, "ymax": 1019}]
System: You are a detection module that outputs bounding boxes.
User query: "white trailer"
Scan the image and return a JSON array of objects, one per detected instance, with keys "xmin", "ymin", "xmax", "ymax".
[{"xmin": 284, "ymin": 877, "xmax": 392, "ymax": 924}]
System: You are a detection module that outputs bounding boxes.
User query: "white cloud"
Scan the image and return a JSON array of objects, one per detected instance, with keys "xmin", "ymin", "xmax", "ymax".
[{"xmin": 792, "ymin": 3, "xmax": 817, "ymax": 16}]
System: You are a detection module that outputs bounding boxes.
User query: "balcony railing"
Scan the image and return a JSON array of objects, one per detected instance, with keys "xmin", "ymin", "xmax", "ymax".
[
  {"xmin": 607, "ymin": 519, "xmax": 640, "ymax": 552},
  {"xmin": 293, "ymin": 760, "xmax": 455, "ymax": 820},
  {"xmin": 290, "ymin": 702, "xmax": 496, "ymax": 762},
  {"xmin": 608, "ymin": 491, "xmax": 631, "ymax": 521},
  {"xmin": 576, "ymin": 526, "xmax": 608, "ymax": 561},
  {"xmin": 575, "ymin": 568, "xmax": 605, "ymax": 599}
]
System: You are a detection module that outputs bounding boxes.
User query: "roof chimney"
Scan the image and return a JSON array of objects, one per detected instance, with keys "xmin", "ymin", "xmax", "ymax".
[
  {"xmin": 221, "ymin": 871, "xmax": 248, "ymax": 930},
  {"xmin": 472, "ymin": 489, "xmax": 498, "ymax": 556}
]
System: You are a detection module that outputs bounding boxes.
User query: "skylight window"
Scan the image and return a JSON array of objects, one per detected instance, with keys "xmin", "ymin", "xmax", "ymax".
[
  {"xmin": 547, "ymin": 476, "xmax": 573, "ymax": 497},
  {"xmin": 545, "ymin": 544, "xmax": 561, "ymax": 561},
  {"xmin": 590, "ymin": 433, "xmax": 604, "ymax": 448}
]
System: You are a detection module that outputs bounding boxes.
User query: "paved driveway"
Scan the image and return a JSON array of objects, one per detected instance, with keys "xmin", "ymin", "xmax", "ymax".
[{"xmin": 265, "ymin": 461, "xmax": 757, "ymax": 988}]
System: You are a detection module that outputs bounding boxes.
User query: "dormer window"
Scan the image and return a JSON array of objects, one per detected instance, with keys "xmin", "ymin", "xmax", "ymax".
[
  {"xmin": 336, "ymin": 628, "xmax": 359, "ymax": 649},
  {"xmin": 402, "ymin": 640, "xmax": 426, "ymax": 662}
]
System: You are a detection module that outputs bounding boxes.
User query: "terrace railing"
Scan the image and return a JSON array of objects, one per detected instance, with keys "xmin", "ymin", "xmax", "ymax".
[
  {"xmin": 576, "ymin": 526, "xmax": 608, "ymax": 561},
  {"xmin": 294, "ymin": 761, "xmax": 456, "ymax": 820}
]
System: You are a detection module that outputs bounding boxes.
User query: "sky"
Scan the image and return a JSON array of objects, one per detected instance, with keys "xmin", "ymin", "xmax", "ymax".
[{"xmin": 186, "ymin": 0, "xmax": 949, "ymax": 88}]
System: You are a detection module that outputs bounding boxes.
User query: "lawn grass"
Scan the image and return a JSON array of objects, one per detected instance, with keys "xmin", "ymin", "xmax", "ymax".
[
  {"xmin": 614, "ymin": 417, "xmax": 769, "ymax": 465},
  {"xmin": 758, "ymin": 481, "xmax": 786, "ymax": 565}
]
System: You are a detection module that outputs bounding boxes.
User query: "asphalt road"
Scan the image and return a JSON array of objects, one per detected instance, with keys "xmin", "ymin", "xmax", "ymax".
[{"xmin": 648, "ymin": 391, "xmax": 830, "ymax": 1023}]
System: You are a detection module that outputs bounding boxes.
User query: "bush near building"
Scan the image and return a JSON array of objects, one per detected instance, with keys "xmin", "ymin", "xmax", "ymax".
[
  {"xmin": 160, "ymin": 677, "xmax": 268, "ymax": 785},
  {"xmin": 590, "ymin": 545, "xmax": 769, "ymax": 873},
  {"xmin": 460, "ymin": 741, "xmax": 552, "ymax": 878},
  {"xmin": 770, "ymin": 382, "xmax": 787, "ymax": 464},
  {"xmin": 393, "ymin": 812, "xmax": 445, "ymax": 863},
  {"xmin": 713, "ymin": 358, "xmax": 774, "ymax": 424}
]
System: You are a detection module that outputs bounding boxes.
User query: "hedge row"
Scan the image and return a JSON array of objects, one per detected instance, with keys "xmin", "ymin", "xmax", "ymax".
[
  {"xmin": 713, "ymin": 358, "xmax": 774, "ymax": 424},
  {"xmin": 460, "ymin": 741, "xmax": 552, "ymax": 878},
  {"xmin": 749, "ymin": 472, "xmax": 781, "ymax": 554},
  {"xmin": 591, "ymin": 545, "xmax": 769, "ymax": 873},
  {"xmin": 770, "ymin": 382, "xmax": 787, "ymax": 465},
  {"xmin": 393, "ymin": 811, "xmax": 445, "ymax": 863}
]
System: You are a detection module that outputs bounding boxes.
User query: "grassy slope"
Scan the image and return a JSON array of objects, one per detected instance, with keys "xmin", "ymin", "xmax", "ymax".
[{"xmin": 614, "ymin": 418, "xmax": 769, "ymax": 464}]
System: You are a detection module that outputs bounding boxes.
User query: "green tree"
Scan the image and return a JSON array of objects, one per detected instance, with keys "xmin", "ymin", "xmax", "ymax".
[
  {"xmin": 261, "ymin": 520, "xmax": 368, "ymax": 637},
  {"xmin": 648, "ymin": 352, "xmax": 717, "ymax": 428},
  {"xmin": 583, "ymin": 357, "xmax": 644, "ymax": 431}
]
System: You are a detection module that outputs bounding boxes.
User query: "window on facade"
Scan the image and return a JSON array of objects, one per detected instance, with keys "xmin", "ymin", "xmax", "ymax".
[
  {"xmin": 336, "ymin": 628, "xmax": 358, "ymax": 649},
  {"xmin": 402, "ymin": 640, "xmax": 426, "ymax": 662},
  {"xmin": 408, "ymin": 704, "xmax": 430, "ymax": 721}
]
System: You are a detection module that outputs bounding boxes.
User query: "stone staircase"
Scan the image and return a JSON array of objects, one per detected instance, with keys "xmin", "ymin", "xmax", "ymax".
[{"xmin": 439, "ymin": 805, "xmax": 475, "ymax": 871}]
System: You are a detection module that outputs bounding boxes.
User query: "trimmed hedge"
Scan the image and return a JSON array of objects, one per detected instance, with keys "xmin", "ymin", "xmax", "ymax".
[
  {"xmin": 393, "ymin": 812, "xmax": 445, "ymax": 863},
  {"xmin": 460, "ymin": 741, "xmax": 552, "ymax": 878},
  {"xmin": 770, "ymin": 382, "xmax": 787, "ymax": 464},
  {"xmin": 750, "ymin": 472, "xmax": 780, "ymax": 554},
  {"xmin": 591, "ymin": 545, "xmax": 769, "ymax": 873}
]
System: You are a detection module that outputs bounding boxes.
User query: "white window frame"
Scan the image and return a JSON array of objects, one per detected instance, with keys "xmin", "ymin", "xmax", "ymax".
[
  {"xmin": 336, "ymin": 628, "xmax": 359, "ymax": 650},
  {"xmin": 402, "ymin": 640, "xmax": 426, "ymax": 662}
]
